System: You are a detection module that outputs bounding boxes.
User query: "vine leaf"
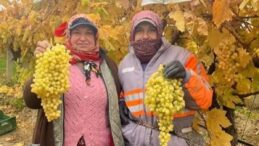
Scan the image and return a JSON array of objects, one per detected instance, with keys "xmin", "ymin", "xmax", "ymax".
[
  {"xmin": 215, "ymin": 86, "xmax": 242, "ymax": 108},
  {"xmin": 237, "ymin": 48, "xmax": 251, "ymax": 68},
  {"xmin": 212, "ymin": 0, "xmax": 233, "ymax": 28},
  {"xmin": 169, "ymin": 10, "xmax": 185, "ymax": 32},
  {"xmin": 239, "ymin": 0, "xmax": 250, "ymax": 10},
  {"xmin": 206, "ymin": 108, "xmax": 233, "ymax": 146},
  {"xmin": 236, "ymin": 77, "xmax": 251, "ymax": 94}
]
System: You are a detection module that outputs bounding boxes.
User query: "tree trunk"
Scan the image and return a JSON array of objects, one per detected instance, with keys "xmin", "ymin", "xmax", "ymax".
[{"xmin": 6, "ymin": 48, "xmax": 14, "ymax": 81}]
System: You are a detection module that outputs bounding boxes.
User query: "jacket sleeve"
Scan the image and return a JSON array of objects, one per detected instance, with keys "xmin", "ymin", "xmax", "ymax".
[
  {"xmin": 23, "ymin": 77, "xmax": 42, "ymax": 109},
  {"xmin": 183, "ymin": 54, "xmax": 213, "ymax": 110}
]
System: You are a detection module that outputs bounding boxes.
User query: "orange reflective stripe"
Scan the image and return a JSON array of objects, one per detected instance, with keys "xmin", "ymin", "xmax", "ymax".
[
  {"xmin": 126, "ymin": 99, "xmax": 143, "ymax": 107},
  {"xmin": 146, "ymin": 111, "xmax": 154, "ymax": 116},
  {"xmin": 200, "ymin": 65, "xmax": 209, "ymax": 82},
  {"xmin": 185, "ymin": 54, "xmax": 198, "ymax": 73},
  {"xmin": 185, "ymin": 54, "xmax": 209, "ymax": 82},
  {"xmin": 174, "ymin": 110, "xmax": 196, "ymax": 118},
  {"xmin": 132, "ymin": 110, "xmax": 145, "ymax": 117},
  {"xmin": 185, "ymin": 75, "xmax": 212, "ymax": 109},
  {"xmin": 124, "ymin": 88, "xmax": 145, "ymax": 96},
  {"xmin": 132, "ymin": 111, "xmax": 154, "ymax": 117}
]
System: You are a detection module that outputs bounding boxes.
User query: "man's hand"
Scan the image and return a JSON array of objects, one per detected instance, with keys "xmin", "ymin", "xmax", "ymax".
[
  {"xmin": 34, "ymin": 40, "xmax": 51, "ymax": 56},
  {"xmin": 164, "ymin": 60, "xmax": 186, "ymax": 79}
]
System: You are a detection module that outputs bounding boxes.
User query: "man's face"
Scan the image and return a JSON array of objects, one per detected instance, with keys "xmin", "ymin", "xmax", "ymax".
[
  {"xmin": 134, "ymin": 21, "xmax": 158, "ymax": 41},
  {"xmin": 70, "ymin": 25, "xmax": 96, "ymax": 52}
]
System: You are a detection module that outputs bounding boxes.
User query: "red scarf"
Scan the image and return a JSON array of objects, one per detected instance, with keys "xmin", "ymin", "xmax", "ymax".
[{"xmin": 66, "ymin": 42, "xmax": 100, "ymax": 64}]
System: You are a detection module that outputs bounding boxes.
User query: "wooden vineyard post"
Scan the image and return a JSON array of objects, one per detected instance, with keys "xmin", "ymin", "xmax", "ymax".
[{"xmin": 6, "ymin": 48, "xmax": 14, "ymax": 81}]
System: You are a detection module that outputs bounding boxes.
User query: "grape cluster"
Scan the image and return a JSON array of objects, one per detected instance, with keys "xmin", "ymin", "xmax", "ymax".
[
  {"xmin": 145, "ymin": 64, "xmax": 185, "ymax": 146},
  {"xmin": 31, "ymin": 44, "xmax": 71, "ymax": 121},
  {"xmin": 214, "ymin": 43, "xmax": 239, "ymax": 86}
]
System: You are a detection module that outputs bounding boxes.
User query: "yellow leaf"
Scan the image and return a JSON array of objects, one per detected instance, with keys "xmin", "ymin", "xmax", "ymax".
[
  {"xmin": 251, "ymin": 0, "xmax": 259, "ymax": 11},
  {"xmin": 215, "ymin": 86, "xmax": 242, "ymax": 108},
  {"xmin": 237, "ymin": 48, "xmax": 251, "ymax": 68},
  {"xmin": 196, "ymin": 17, "xmax": 208, "ymax": 36},
  {"xmin": 208, "ymin": 28, "xmax": 226, "ymax": 49},
  {"xmin": 87, "ymin": 13, "xmax": 101, "ymax": 25},
  {"xmin": 81, "ymin": 0, "xmax": 89, "ymax": 7},
  {"xmin": 208, "ymin": 28, "xmax": 235, "ymax": 49},
  {"xmin": 16, "ymin": 26, "xmax": 22, "ymax": 36},
  {"xmin": 28, "ymin": 10, "xmax": 38, "ymax": 23},
  {"xmin": 236, "ymin": 77, "xmax": 251, "ymax": 94},
  {"xmin": 101, "ymin": 38, "xmax": 116, "ymax": 51},
  {"xmin": 118, "ymin": 0, "xmax": 130, "ymax": 9},
  {"xmin": 14, "ymin": 142, "xmax": 24, "ymax": 146},
  {"xmin": 239, "ymin": 0, "xmax": 250, "ymax": 10},
  {"xmin": 164, "ymin": 25, "xmax": 175, "ymax": 42},
  {"xmin": 13, "ymin": 40, "xmax": 19, "ymax": 52},
  {"xmin": 89, "ymin": 2, "xmax": 108, "ymax": 7},
  {"xmin": 100, "ymin": 25, "xmax": 126, "ymax": 41},
  {"xmin": 169, "ymin": 10, "xmax": 185, "ymax": 32},
  {"xmin": 206, "ymin": 108, "xmax": 233, "ymax": 146},
  {"xmin": 0, "ymin": 0, "xmax": 11, "ymax": 7},
  {"xmin": 251, "ymin": 70, "xmax": 259, "ymax": 91},
  {"xmin": 207, "ymin": 108, "xmax": 231, "ymax": 129},
  {"xmin": 212, "ymin": 0, "xmax": 233, "ymax": 28},
  {"xmin": 54, "ymin": 37, "xmax": 65, "ymax": 44},
  {"xmin": 22, "ymin": 27, "xmax": 30, "ymax": 42},
  {"xmin": 184, "ymin": 11, "xmax": 208, "ymax": 36},
  {"xmin": 199, "ymin": 47, "xmax": 214, "ymax": 69}
]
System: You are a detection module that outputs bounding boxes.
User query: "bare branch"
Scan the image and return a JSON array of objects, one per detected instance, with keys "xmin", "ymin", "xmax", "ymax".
[
  {"xmin": 222, "ymin": 23, "xmax": 249, "ymax": 48},
  {"xmin": 233, "ymin": 91, "xmax": 259, "ymax": 98}
]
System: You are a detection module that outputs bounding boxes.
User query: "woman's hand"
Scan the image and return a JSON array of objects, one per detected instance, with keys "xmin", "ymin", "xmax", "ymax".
[{"xmin": 34, "ymin": 40, "xmax": 51, "ymax": 56}]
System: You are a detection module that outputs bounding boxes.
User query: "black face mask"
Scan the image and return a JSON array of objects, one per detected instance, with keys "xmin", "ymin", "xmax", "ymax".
[{"xmin": 131, "ymin": 39, "xmax": 162, "ymax": 63}]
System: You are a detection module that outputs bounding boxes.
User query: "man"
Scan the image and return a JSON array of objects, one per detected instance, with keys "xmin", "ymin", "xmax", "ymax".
[{"xmin": 119, "ymin": 10, "xmax": 212, "ymax": 146}]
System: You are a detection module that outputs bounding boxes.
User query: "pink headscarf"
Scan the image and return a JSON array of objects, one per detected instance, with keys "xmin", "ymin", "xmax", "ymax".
[
  {"xmin": 54, "ymin": 14, "xmax": 100, "ymax": 64},
  {"xmin": 130, "ymin": 10, "xmax": 163, "ymax": 41}
]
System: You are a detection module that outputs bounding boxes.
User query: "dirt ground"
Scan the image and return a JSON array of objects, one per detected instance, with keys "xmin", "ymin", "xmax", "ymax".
[
  {"xmin": 0, "ymin": 106, "xmax": 258, "ymax": 146},
  {"xmin": 235, "ymin": 107, "xmax": 259, "ymax": 146},
  {"xmin": 0, "ymin": 106, "xmax": 37, "ymax": 146}
]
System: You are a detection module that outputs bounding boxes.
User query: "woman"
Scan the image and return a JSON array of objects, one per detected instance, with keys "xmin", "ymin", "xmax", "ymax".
[
  {"xmin": 23, "ymin": 14, "xmax": 124, "ymax": 146},
  {"xmin": 119, "ymin": 10, "xmax": 212, "ymax": 146}
]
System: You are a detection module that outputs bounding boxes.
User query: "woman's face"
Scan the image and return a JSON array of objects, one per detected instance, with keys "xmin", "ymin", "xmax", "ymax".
[
  {"xmin": 134, "ymin": 22, "xmax": 158, "ymax": 41},
  {"xmin": 70, "ymin": 25, "xmax": 96, "ymax": 52}
]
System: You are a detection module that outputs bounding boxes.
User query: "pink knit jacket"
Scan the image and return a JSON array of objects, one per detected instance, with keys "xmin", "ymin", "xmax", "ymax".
[{"xmin": 64, "ymin": 63, "xmax": 112, "ymax": 146}]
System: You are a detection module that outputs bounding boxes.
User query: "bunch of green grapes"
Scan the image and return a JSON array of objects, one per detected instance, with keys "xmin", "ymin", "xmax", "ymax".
[
  {"xmin": 214, "ymin": 42, "xmax": 239, "ymax": 86},
  {"xmin": 145, "ymin": 64, "xmax": 185, "ymax": 146},
  {"xmin": 31, "ymin": 44, "xmax": 71, "ymax": 121}
]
